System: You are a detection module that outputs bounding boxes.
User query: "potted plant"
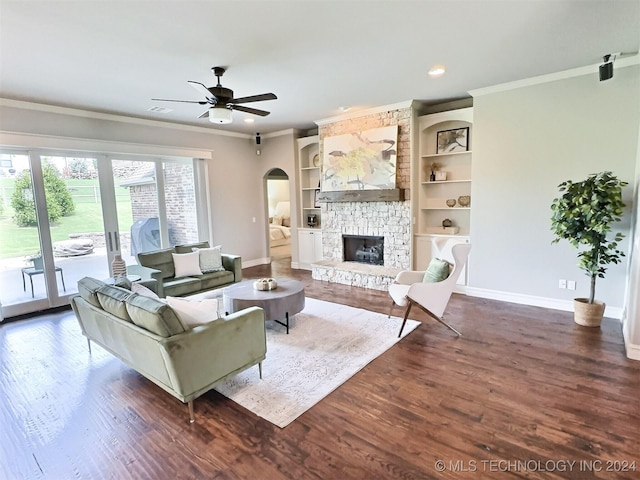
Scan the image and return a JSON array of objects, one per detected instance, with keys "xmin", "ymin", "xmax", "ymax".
[{"xmin": 550, "ymin": 171, "xmax": 627, "ymax": 327}]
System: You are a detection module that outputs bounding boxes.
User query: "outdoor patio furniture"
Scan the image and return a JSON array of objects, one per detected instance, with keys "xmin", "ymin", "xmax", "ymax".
[{"xmin": 21, "ymin": 255, "xmax": 66, "ymax": 298}]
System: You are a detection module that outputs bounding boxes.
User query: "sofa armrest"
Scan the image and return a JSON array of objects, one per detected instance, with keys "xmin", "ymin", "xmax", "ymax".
[
  {"xmin": 159, "ymin": 306, "xmax": 266, "ymax": 401},
  {"xmin": 221, "ymin": 254, "xmax": 242, "ymax": 282},
  {"xmin": 127, "ymin": 264, "xmax": 164, "ymax": 296}
]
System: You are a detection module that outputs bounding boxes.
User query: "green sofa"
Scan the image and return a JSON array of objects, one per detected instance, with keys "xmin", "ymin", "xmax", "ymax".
[
  {"xmin": 71, "ymin": 277, "xmax": 266, "ymax": 423},
  {"xmin": 127, "ymin": 241, "xmax": 242, "ymax": 298}
]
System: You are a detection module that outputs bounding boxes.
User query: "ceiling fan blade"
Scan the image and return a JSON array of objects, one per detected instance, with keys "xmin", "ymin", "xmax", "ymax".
[
  {"xmin": 231, "ymin": 105, "xmax": 270, "ymax": 117},
  {"xmin": 188, "ymin": 81, "xmax": 217, "ymax": 102},
  {"xmin": 198, "ymin": 110, "xmax": 210, "ymax": 119},
  {"xmin": 231, "ymin": 93, "xmax": 277, "ymax": 104},
  {"xmin": 151, "ymin": 98, "xmax": 208, "ymax": 105}
]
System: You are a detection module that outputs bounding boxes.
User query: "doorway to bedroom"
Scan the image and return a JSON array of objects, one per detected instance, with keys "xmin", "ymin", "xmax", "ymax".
[{"xmin": 266, "ymin": 168, "xmax": 291, "ymax": 260}]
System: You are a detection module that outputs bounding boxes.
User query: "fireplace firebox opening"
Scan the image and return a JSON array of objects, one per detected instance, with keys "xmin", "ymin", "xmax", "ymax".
[{"xmin": 343, "ymin": 235, "xmax": 384, "ymax": 265}]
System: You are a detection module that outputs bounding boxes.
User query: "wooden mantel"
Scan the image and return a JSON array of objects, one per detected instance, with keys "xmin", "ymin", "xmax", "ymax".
[{"xmin": 317, "ymin": 189, "xmax": 405, "ymax": 203}]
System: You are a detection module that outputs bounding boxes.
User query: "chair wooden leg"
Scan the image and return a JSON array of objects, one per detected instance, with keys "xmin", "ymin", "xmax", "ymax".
[
  {"xmin": 398, "ymin": 302, "xmax": 413, "ymax": 338},
  {"xmin": 188, "ymin": 400, "xmax": 195, "ymax": 423},
  {"xmin": 412, "ymin": 301, "xmax": 462, "ymax": 337}
]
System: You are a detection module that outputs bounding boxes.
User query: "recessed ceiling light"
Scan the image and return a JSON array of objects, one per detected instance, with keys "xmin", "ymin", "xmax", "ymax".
[
  {"xmin": 148, "ymin": 106, "xmax": 172, "ymax": 113},
  {"xmin": 339, "ymin": 106, "xmax": 351, "ymax": 112},
  {"xmin": 428, "ymin": 65, "xmax": 446, "ymax": 77},
  {"xmin": 244, "ymin": 118, "xmax": 255, "ymax": 123}
]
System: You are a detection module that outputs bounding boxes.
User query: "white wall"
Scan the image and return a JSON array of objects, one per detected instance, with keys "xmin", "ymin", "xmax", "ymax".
[{"xmin": 470, "ymin": 65, "xmax": 640, "ymax": 315}]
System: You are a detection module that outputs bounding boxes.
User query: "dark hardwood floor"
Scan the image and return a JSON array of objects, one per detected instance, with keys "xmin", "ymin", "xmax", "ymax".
[{"xmin": 1, "ymin": 258, "xmax": 638, "ymax": 479}]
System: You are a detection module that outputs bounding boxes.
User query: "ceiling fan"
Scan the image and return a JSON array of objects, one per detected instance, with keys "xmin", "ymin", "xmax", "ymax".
[{"xmin": 152, "ymin": 66, "xmax": 277, "ymax": 124}]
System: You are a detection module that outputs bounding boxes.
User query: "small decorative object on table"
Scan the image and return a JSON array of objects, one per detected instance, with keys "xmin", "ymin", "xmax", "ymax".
[
  {"xmin": 435, "ymin": 171, "xmax": 447, "ymax": 181},
  {"xmin": 111, "ymin": 254, "xmax": 127, "ymax": 278},
  {"xmin": 446, "ymin": 198, "xmax": 457, "ymax": 208},
  {"xmin": 429, "ymin": 162, "xmax": 440, "ymax": 182},
  {"xmin": 457, "ymin": 195, "xmax": 471, "ymax": 207},
  {"xmin": 307, "ymin": 214, "xmax": 317, "ymax": 227},
  {"xmin": 312, "ymin": 153, "xmax": 320, "ymax": 167},
  {"xmin": 442, "ymin": 218, "xmax": 453, "ymax": 228},
  {"xmin": 253, "ymin": 278, "xmax": 278, "ymax": 291}
]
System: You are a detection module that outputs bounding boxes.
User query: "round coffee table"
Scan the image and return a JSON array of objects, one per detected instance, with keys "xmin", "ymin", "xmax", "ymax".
[{"xmin": 222, "ymin": 278, "xmax": 305, "ymax": 334}]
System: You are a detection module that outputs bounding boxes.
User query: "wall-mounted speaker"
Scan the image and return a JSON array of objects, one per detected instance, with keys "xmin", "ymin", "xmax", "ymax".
[{"xmin": 599, "ymin": 54, "xmax": 614, "ymax": 82}]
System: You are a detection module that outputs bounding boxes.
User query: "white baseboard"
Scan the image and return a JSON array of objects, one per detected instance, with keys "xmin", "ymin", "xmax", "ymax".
[
  {"xmin": 290, "ymin": 261, "xmax": 300, "ymax": 269},
  {"xmin": 242, "ymin": 257, "xmax": 271, "ymax": 268},
  {"xmin": 465, "ymin": 287, "xmax": 623, "ymax": 320},
  {"xmin": 623, "ymin": 328, "xmax": 640, "ymax": 361}
]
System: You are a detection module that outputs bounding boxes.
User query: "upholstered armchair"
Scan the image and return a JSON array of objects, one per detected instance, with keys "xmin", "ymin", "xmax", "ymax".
[{"xmin": 388, "ymin": 243, "xmax": 471, "ymax": 337}]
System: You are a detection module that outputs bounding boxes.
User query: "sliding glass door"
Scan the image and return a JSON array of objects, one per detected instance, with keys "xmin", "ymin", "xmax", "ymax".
[{"xmin": 0, "ymin": 150, "xmax": 206, "ymax": 320}]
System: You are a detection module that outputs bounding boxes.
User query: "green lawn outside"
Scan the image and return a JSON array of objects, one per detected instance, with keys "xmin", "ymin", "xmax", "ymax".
[{"xmin": 0, "ymin": 178, "xmax": 133, "ymax": 259}]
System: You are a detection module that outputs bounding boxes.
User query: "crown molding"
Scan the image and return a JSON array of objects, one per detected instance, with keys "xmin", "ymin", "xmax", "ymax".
[
  {"xmin": 0, "ymin": 130, "xmax": 213, "ymax": 159},
  {"xmin": 469, "ymin": 54, "xmax": 640, "ymax": 97},
  {"xmin": 0, "ymin": 98, "xmax": 251, "ymax": 139},
  {"xmin": 262, "ymin": 128, "xmax": 296, "ymax": 139},
  {"xmin": 315, "ymin": 100, "xmax": 415, "ymax": 126}
]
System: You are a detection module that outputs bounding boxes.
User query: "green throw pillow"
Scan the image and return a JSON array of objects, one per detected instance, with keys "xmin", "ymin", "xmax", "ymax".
[{"xmin": 423, "ymin": 258, "xmax": 451, "ymax": 283}]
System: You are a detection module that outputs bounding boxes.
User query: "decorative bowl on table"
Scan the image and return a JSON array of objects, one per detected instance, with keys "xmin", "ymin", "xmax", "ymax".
[
  {"xmin": 254, "ymin": 278, "xmax": 278, "ymax": 291},
  {"xmin": 457, "ymin": 195, "xmax": 471, "ymax": 207}
]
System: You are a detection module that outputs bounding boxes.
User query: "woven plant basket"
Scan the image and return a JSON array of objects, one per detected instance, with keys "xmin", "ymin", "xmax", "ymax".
[{"xmin": 573, "ymin": 298, "xmax": 605, "ymax": 328}]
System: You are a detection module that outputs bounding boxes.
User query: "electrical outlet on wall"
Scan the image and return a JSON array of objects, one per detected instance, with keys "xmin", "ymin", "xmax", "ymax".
[{"xmin": 559, "ymin": 279, "xmax": 567, "ymax": 289}]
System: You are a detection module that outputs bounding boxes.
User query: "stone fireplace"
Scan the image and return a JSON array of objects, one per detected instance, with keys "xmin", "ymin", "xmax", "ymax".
[
  {"xmin": 310, "ymin": 103, "xmax": 413, "ymax": 290},
  {"xmin": 311, "ymin": 200, "xmax": 411, "ymax": 290}
]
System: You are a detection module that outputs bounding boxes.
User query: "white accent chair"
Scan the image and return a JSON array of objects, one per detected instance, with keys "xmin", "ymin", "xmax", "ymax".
[{"xmin": 388, "ymin": 243, "xmax": 471, "ymax": 338}]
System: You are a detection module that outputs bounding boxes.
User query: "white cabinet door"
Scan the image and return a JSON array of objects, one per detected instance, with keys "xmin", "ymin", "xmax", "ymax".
[{"xmin": 298, "ymin": 230, "xmax": 322, "ymax": 270}]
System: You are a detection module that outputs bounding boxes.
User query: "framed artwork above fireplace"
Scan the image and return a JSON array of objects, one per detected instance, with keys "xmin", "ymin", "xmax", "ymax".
[{"xmin": 321, "ymin": 125, "xmax": 398, "ymax": 192}]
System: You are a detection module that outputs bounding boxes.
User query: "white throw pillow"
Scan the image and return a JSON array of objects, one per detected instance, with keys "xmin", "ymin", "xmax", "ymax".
[
  {"xmin": 272, "ymin": 215, "xmax": 283, "ymax": 226},
  {"xmin": 166, "ymin": 296, "xmax": 220, "ymax": 328},
  {"xmin": 172, "ymin": 251, "xmax": 203, "ymax": 278},
  {"xmin": 131, "ymin": 282, "xmax": 159, "ymax": 299},
  {"xmin": 193, "ymin": 245, "xmax": 223, "ymax": 273}
]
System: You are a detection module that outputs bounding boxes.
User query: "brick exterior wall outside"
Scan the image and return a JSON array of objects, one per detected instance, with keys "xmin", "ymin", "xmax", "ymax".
[{"xmin": 129, "ymin": 163, "xmax": 198, "ymax": 246}]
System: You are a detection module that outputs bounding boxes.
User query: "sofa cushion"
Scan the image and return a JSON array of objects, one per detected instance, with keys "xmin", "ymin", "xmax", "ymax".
[
  {"xmin": 193, "ymin": 245, "xmax": 223, "ymax": 273},
  {"xmin": 166, "ymin": 296, "xmax": 220, "ymax": 328},
  {"xmin": 174, "ymin": 241, "xmax": 209, "ymax": 253},
  {"xmin": 172, "ymin": 251, "xmax": 203, "ymax": 278},
  {"xmin": 78, "ymin": 277, "xmax": 107, "ymax": 308},
  {"xmin": 113, "ymin": 275, "xmax": 132, "ymax": 290},
  {"xmin": 125, "ymin": 294, "xmax": 187, "ymax": 337},
  {"xmin": 137, "ymin": 248, "xmax": 176, "ymax": 279},
  {"xmin": 163, "ymin": 276, "xmax": 202, "ymax": 297},
  {"xmin": 199, "ymin": 270, "xmax": 234, "ymax": 291},
  {"xmin": 97, "ymin": 285, "xmax": 134, "ymax": 321}
]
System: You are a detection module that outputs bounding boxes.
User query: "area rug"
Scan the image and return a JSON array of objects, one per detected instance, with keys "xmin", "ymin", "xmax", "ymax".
[{"xmin": 214, "ymin": 298, "xmax": 420, "ymax": 428}]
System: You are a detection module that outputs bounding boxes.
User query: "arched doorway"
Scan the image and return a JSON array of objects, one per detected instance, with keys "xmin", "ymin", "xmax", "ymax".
[{"xmin": 265, "ymin": 168, "xmax": 291, "ymax": 259}]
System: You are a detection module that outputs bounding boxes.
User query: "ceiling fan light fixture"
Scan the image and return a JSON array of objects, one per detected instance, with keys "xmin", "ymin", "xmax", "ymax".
[
  {"xmin": 428, "ymin": 65, "xmax": 446, "ymax": 77},
  {"xmin": 209, "ymin": 106, "xmax": 232, "ymax": 124}
]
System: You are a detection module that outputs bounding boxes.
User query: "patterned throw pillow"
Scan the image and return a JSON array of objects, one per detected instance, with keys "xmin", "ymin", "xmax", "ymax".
[
  {"xmin": 423, "ymin": 258, "xmax": 451, "ymax": 283},
  {"xmin": 131, "ymin": 282, "xmax": 159, "ymax": 299},
  {"xmin": 193, "ymin": 245, "xmax": 224, "ymax": 273}
]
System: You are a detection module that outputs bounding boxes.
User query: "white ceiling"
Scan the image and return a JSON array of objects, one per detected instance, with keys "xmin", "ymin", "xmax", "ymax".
[{"xmin": 1, "ymin": 1, "xmax": 639, "ymax": 135}]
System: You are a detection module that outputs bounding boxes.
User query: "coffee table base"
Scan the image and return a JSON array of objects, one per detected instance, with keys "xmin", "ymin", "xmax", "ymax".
[{"xmin": 223, "ymin": 279, "xmax": 305, "ymax": 335}]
